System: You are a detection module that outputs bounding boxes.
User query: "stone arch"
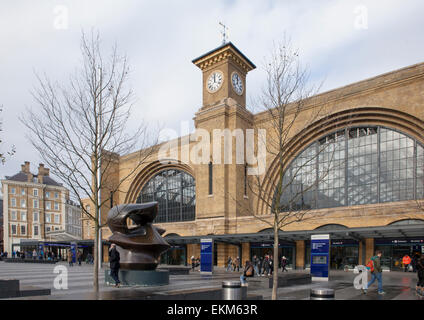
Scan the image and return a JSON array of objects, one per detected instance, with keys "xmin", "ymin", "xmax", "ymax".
[
  {"xmin": 125, "ymin": 160, "xmax": 195, "ymax": 203},
  {"xmin": 387, "ymin": 219, "xmax": 424, "ymax": 226},
  {"xmin": 314, "ymin": 224, "xmax": 349, "ymax": 230},
  {"xmin": 257, "ymin": 106, "xmax": 424, "ymax": 215}
]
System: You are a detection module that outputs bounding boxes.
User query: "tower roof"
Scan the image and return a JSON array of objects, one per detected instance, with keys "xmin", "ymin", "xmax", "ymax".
[{"xmin": 192, "ymin": 42, "xmax": 256, "ymax": 72}]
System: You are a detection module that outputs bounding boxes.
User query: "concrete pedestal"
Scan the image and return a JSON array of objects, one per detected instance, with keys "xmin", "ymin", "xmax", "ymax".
[{"xmin": 105, "ymin": 269, "xmax": 169, "ymax": 287}]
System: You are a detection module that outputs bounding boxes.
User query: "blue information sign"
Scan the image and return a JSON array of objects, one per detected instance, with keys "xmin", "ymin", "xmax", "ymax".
[
  {"xmin": 70, "ymin": 242, "xmax": 77, "ymax": 263},
  {"xmin": 310, "ymin": 234, "xmax": 330, "ymax": 281},
  {"xmin": 200, "ymin": 239, "xmax": 213, "ymax": 274}
]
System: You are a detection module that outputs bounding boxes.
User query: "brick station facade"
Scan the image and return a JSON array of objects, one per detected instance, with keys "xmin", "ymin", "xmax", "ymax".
[{"xmin": 88, "ymin": 42, "xmax": 424, "ymax": 270}]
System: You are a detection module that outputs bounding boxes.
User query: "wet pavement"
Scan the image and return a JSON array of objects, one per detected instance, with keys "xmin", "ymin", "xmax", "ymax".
[{"xmin": 1, "ymin": 261, "xmax": 422, "ymax": 300}]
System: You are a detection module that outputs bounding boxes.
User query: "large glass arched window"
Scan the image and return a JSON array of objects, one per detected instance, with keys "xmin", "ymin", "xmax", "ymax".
[
  {"xmin": 275, "ymin": 126, "xmax": 424, "ymax": 211},
  {"xmin": 136, "ymin": 169, "xmax": 195, "ymax": 223}
]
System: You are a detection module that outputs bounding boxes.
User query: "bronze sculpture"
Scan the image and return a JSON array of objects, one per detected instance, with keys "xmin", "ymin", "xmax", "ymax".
[{"xmin": 107, "ymin": 202, "xmax": 170, "ymax": 270}]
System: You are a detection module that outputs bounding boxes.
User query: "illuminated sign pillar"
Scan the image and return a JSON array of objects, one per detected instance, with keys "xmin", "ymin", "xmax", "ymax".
[
  {"xmin": 200, "ymin": 238, "xmax": 214, "ymax": 274},
  {"xmin": 310, "ymin": 234, "xmax": 330, "ymax": 281}
]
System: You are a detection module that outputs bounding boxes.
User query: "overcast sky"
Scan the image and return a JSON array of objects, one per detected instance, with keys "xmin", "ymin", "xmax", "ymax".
[{"xmin": 1, "ymin": 0, "xmax": 424, "ymax": 189}]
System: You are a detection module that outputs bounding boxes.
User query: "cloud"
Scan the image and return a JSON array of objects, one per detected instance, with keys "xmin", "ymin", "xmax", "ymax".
[{"xmin": 1, "ymin": 0, "xmax": 424, "ymax": 188}]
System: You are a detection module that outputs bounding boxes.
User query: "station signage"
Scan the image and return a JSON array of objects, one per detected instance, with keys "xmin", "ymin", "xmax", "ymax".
[
  {"xmin": 375, "ymin": 238, "xmax": 424, "ymax": 245},
  {"xmin": 70, "ymin": 242, "xmax": 77, "ymax": 263},
  {"xmin": 310, "ymin": 234, "xmax": 330, "ymax": 282},
  {"xmin": 200, "ymin": 238, "xmax": 213, "ymax": 274}
]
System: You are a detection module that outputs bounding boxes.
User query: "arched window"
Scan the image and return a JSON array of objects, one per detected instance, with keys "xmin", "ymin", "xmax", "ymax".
[
  {"xmin": 275, "ymin": 126, "xmax": 424, "ymax": 211},
  {"xmin": 137, "ymin": 169, "xmax": 195, "ymax": 223}
]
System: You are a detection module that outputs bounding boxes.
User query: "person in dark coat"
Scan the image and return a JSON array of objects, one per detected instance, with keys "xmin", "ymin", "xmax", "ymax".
[
  {"xmin": 281, "ymin": 256, "xmax": 288, "ymax": 272},
  {"xmin": 109, "ymin": 244, "xmax": 121, "ymax": 287}
]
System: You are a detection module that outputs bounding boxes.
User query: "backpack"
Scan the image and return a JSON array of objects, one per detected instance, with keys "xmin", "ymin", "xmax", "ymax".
[{"xmin": 366, "ymin": 259, "xmax": 374, "ymax": 272}]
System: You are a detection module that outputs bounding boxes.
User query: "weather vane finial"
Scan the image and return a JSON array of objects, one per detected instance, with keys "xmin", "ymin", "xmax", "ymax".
[{"xmin": 219, "ymin": 22, "xmax": 229, "ymax": 45}]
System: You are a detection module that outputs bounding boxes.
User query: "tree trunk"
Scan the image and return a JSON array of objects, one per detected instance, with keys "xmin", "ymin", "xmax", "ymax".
[
  {"xmin": 93, "ymin": 215, "xmax": 99, "ymax": 292},
  {"xmin": 271, "ymin": 220, "xmax": 279, "ymax": 300}
]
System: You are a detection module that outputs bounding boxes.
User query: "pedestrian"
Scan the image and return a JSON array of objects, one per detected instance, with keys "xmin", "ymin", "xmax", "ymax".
[
  {"xmin": 416, "ymin": 254, "xmax": 424, "ymax": 293},
  {"xmin": 240, "ymin": 261, "xmax": 254, "ymax": 286},
  {"xmin": 263, "ymin": 255, "xmax": 270, "ymax": 276},
  {"xmin": 364, "ymin": 250, "xmax": 385, "ymax": 295},
  {"xmin": 32, "ymin": 249, "xmax": 37, "ymax": 260},
  {"xmin": 226, "ymin": 256, "xmax": 233, "ymax": 272},
  {"xmin": 12, "ymin": 250, "xmax": 16, "ymax": 259},
  {"xmin": 258, "ymin": 256, "xmax": 263, "ymax": 276},
  {"xmin": 191, "ymin": 256, "xmax": 196, "ymax": 271},
  {"xmin": 252, "ymin": 255, "xmax": 260, "ymax": 276},
  {"xmin": 234, "ymin": 256, "xmax": 240, "ymax": 272},
  {"xmin": 67, "ymin": 250, "xmax": 73, "ymax": 267},
  {"xmin": 412, "ymin": 253, "xmax": 418, "ymax": 273},
  {"xmin": 77, "ymin": 251, "xmax": 82, "ymax": 266},
  {"xmin": 109, "ymin": 244, "xmax": 121, "ymax": 288},
  {"xmin": 269, "ymin": 255, "xmax": 274, "ymax": 275},
  {"xmin": 281, "ymin": 256, "xmax": 288, "ymax": 272},
  {"xmin": 402, "ymin": 254, "xmax": 412, "ymax": 272}
]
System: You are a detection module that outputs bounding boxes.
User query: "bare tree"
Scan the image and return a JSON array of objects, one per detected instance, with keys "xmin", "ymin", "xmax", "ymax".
[
  {"xmin": 237, "ymin": 39, "xmax": 343, "ymax": 300},
  {"xmin": 20, "ymin": 31, "xmax": 158, "ymax": 292},
  {"xmin": 0, "ymin": 105, "xmax": 16, "ymax": 164}
]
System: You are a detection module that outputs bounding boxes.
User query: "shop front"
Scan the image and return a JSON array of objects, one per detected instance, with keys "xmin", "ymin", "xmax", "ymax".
[
  {"xmin": 160, "ymin": 244, "xmax": 187, "ymax": 266},
  {"xmin": 375, "ymin": 238, "xmax": 424, "ymax": 271},
  {"xmin": 250, "ymin": 241, "xmax": 295, "ymax": 269}
]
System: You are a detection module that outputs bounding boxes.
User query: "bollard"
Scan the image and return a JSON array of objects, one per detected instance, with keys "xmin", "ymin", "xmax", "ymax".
[
  {"xmin": 310, "ymin": 288, "xmax": 335, "ymax": 300},
  {"xmin": 222, "ymin": 281, "xmax": 243, "ymax": 300}
]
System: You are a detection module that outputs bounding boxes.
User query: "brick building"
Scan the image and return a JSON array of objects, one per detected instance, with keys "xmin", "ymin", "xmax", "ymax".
[
  {"xmin": 90, "ymin": 42, "xmax": 424, "ymax": 270},
  {"xmin": 1, "ymin": 162, "xmax": 83, "ymax": 254}
]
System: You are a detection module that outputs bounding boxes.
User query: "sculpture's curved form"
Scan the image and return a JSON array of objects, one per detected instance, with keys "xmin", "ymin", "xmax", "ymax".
[{"xmin": 107, "ymin": 202, "xmax": 170, "ymax": 270}]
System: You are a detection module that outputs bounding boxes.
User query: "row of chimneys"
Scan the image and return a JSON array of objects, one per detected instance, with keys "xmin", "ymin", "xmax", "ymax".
[{"xmin": 21, "ymin": 161, "xmax": 50, "ymax": 184}]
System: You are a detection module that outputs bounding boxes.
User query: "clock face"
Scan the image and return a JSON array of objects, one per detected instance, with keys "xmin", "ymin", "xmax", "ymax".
[
  {"xmin": 207, "ymin": 71, "xmax": 223, "ymax": 93},
  {"xmin": 231, "ymin": 72, "xmax": 243, "ymax": 95}
]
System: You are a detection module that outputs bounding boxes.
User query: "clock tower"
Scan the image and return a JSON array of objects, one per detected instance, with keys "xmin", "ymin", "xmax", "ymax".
[
  {"xmin": 192, "ymin": 42, "xmax": 257, "ymax": 227},
  {"xmin": 192, "ymin": 42, "xmax": 256, "ymax": 109}
]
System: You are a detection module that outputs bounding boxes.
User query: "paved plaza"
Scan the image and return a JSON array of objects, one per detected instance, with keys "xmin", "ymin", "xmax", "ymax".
[{"xmin": 0, "ymin": 261, "xmax": 422, "ymax": 300}]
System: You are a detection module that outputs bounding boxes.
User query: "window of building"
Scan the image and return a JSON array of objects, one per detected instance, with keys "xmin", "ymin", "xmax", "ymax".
[
  {"xmin": 20, "ymin": 225, "xmax": 26, "ymax": 235},
  {"xmin": 21, "ymin": 189, "xmax": 25, "ymax": 195},
  {"xmin": 33, "ymin": 189, "xmax": 38, "ymax": 197},
  {"xmin": 54, "ymin": 202, "xmax": 59, "ymax": 210},
  {"xmin": 10, "ymin": 187, "xmax": 16, "ymax": 194},
  {"xmin": 54, "ymin": 192, "xmax": 59, "ymax": 199},
  {"xmin": 46, "ymin": 214, "xmax": 51, "ymax": 223},
  {"xmin": 11, "ymin": 210, "xmax": 17, "ymax": 220},
  {"xmin": 137, "ymin": 169, "xmax": 196, "ymax": 223},
  {"xmin": 45, "ymin": 201, "xmax": 51, "ymax": 210},
  {"xmin": 33, "ymin": 211, "xmax": 39, "ymax": 222},
  {"xmin": 11, "ymin": 224, "xmax": 17, "ymax": 235},
  {"xmin": 45, "ymin": 191, "xmax": 50, "ymax": 198},
  {"xmin": 275, "ymin": 126, "xmax": 424, "ymax": 211},
  {"xmin": 33, "ymin": 199, "xmax": 39, "ymax": 208},
  {"xmin": 20, "ymin": 199, "xmax": 26, "ymax": 208},
  {"xmin": 11, "ymin": 198, "xmax": 16, "ymax": 207},
  {"xmin": 21, "ymin": 212, "xmax": 26, "ymax": 221},
  {"xmin": 54, "ymin": 214, "xmax": 60, "ymax": 224},
  {"xmin": 46, "ymin": 226, "xmax": 51, "ymax": 232},
  {"xmin": 33, "ymin": 225, "xmax": 39, "ymax": 236}
]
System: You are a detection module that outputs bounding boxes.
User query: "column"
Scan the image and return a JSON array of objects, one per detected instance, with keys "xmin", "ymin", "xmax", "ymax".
[{"xmin": 296, "ymin": 240, "xmax": 305, "ymax": 270}]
